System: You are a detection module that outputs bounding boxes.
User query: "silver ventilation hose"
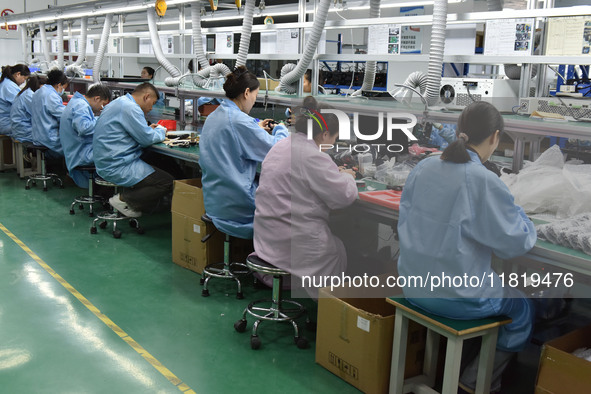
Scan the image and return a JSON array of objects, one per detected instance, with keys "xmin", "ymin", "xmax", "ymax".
[
  {"xmin": 21, "ymin": 24, "xmax": 29, "ymax": 64},
  {"xmin": 57, "ymin": 19, "xmax": 64, "ymax": 69},
  {"xmin": 352, "ymin": 0, "xmax": 381, "ymax": 96},
  {"xmin": 165, "ymin": 63, "xmax": 232, "ymax": 88},
  {"xmin": 93, "ymin": 14, "xmax": 113, "ymax": 82},
  {"xmin": 425, "ymin": 0, "xmax": 447, "ymax": 105},
  {"xmin": 147, "ymin": 8, "xmax": 181, "ymax": 79},
  {"xmin": 235, "ymin": 0, "xmax": 255, "ymax": 68},
  {"xmin": 277, "ymin": 0, "xmax": 331, "ymax": 94},
  {"xmin": 39, "ymin": 21, "xmax": 52, "ymax": 64},
  {"xmin": 390, "ymin": 71, "xmax": 428, "ymax": 105},
  {"xmin": 191, "ymin": 0, "xmax": 209, "ymax": 70},
  {"xmin": 73, "ymin": 17, "xmax": 88, "ymax": 67}
]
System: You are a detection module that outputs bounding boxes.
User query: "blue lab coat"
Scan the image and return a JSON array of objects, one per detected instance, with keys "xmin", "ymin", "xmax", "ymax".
[
  {"xmin": 93, "ymin": 93, "xmax": 165, "ymax": 187},
  {"xmin": 31, "ymin": 84, "xmax": 65, "ymax": 155},
  {"xmin": 0, "ymin": 78, "xmax": 21, "ymax": 135},
  {"xmin": 10, "ymin": 89, "xmax": 34, "ymax": 143},
  {"xmin": 397, "ymin": 150, "xmax": 537, "ymax": 352},
  {"xmin": 199, "ymin": 99, "xmax": 289, "ymax": 239},
  {"xmin": 59, "ymin": 92, "xmax": 97, "ymax": 188}
]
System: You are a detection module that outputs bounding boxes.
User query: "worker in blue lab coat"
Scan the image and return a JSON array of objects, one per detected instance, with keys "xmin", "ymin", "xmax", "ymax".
[
  {"xmin": 199, "ymin": 66, "xmax": 288, "ymax": 239},
  {"xmin": 59, "ymin": 84, "xmax": 112, "ymax": 188},
  {"xmin": 11, "ymin": 75, "xmax": 47, "ymax": 143},
  {"xmin": 0, "ymin": 64, "xmax": 30, "ymax": 135},
  {"xmin": 397, "ymin": 101, "xmax": 537, "ymax": 393},
  {"xmin": 93, "ymin": 82, "xmax": 173, "ymax": 218},
  {"xmin": 140, "ymin": 66, "xmax": 167, "ymax": 124},
  {"xmin": 31, "ymin": 69, "xmax": 69, "ymax": 157}
]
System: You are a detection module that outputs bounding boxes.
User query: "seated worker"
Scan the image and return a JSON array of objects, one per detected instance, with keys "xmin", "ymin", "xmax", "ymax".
[
  {"xmin": 199, "ymin": 66, "xmax": 288, "ymax": 239},
  {"xmin": 140, "ymin": 66, "xmax": 167, "ymax": 124},
  {"xmin": 140, "ymin": 66, "xmax": 155, "ymax": 80},
  {"xmin": 253, "ymin": 97, "xmax": 358, "ymax": 295},
  {"xmin": 0, "ymin": 64, "xmax": 30, "ymax": 136},
  {"xmin": 31, "ymin": 69, "xmax": 69, "ymax": 157},
  {"xmin": 285, "ymin": 69, "xmax": 313, "ymax": 122},
  {"xmin": 93, "ymin": 82, "xmax": 173, "ymax": 218},
  {"xmin": 11, "ymin": 75, "xmax": 47, "ymax": 143},
  {"xmin": 397, "ymin": 101, "xmax": 537, "ymax": 393},
  {"xmin": 59, "ymin": 83, "xmax": 112, "ymax": 188}
]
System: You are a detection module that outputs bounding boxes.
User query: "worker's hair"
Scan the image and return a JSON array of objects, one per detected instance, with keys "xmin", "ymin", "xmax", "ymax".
[
  {"xmin": 142, "ymin": 66, "xmax": 155, "ymax": 79},
  {"xmin": 441, "ymin": 101, "xmax": 504, "ymax": 164},
  {"xmin": 223, "ymin": 65, "xmax": 260, "ymax": 100},
  {"xmin": 293, "ymin": 96, "xmax": 339, "ymax": 138},
  {"xmin": 87, "ymin": 83, "xmax": 112, "ymax": 101},
  {"xmin": 46, "ymin": 69, "xmax": 68, "ymax": 86},
  {"xmin": 17, "ymin": 74, "xmax": 47, "ymax": 97},
  {"xmin": 304, "ymin": 69, "xmax": 311, "ymax": 82},
  {"xmin": 1, "ymin": 64, "xmax": 31, "ymax": 83},
  {"xmin": 133, "ymin": 82, "xmax": 160, "ymax": 98}
]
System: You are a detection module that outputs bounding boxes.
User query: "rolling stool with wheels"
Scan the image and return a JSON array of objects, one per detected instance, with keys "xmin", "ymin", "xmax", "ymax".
[
  {"xmin": 24, "ymin": 144, "xmax": 63, "ymax": 191},
  {"xmin": 386, "ymin": 297, "xmax": 512, "ymax": 394},
  {"xmin": 69, "ymin": 165, "xmax": 104, "ymax": 217},
  {"xmin": 234, "ymin": 255, "xmax": 310, "ymax": 350},
  {"xmin": 90, "ymin": 178, "xmax": 144, "ymax": 239},
  {"xmin": 200, "ymin": 214, "xmax": 249, "ymax": 298}
]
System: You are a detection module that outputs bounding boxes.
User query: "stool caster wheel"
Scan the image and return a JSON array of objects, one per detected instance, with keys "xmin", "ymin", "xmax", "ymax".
[
  {"xmin": 99, "ymin": 221, "xmax": 107, "ymax": 229},
  {"xmin": 102, "ymin": 202, "xmax": 111, "ymax": 209},
  {"xmin": 59, "ymin": 185, "xmax": 64, "ymax": 189},
  {"xmin": 113, "ymin": 230, "xmax": 122, "ymax": 239},
  {"xmin": 236, "ymin": 291, "xmax": 244, "ymax": 300},
  {"xmin": 25, "ymin": 186, "xmax": 30, "ymax": 190},
  {"xmin": 295, "ymin": 336, "xmax": 308, "ymax": 349},
  {"xmin": 90, "ymin": 227, "xmax": 97, "ymax": 234},
  {"xmin": 251, "ymin": 335, "xmax": 261, "ymax": 350},
  {"xmin": 43, "ymin": 187, "xmax": 48, "ymax": 192},
  {"xmin": 202, "ymin": 289, "xmax": 210, "ymax": 297},
  {"xmin": 199, "ymin": 277, "xmax": 205, "ymax": 285},
  {"xmin": 129, "ymin": 220, "xmax": 137, "ymax": 228},
  {"xmin": 136, "ymin": 227, "xmax": 145, "ymax": 235},
  {"xmin": 70, "ymin": 209, "xmax": 75, "ymax": 215},
  {"xmin": 79, "ymin": 204, "xmax": 84, "ymax": 210},
  {"xmin": 234, "ymin": 319, "xmax": 247, "ymax": 333},
  {"xmin": 306, "ymin": 320, "xmax": 317, "ymax": 332},
  {"xmin": 89, "ymin": 212, "xmax": 94, "ymax": 217},
  {"xmin": 32, "ymin": 181, "xmax": 36, "ymax": 186}
]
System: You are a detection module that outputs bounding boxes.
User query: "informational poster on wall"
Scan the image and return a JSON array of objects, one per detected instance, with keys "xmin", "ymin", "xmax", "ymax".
[
  {"xmin": 484, "ymin": 18, "xmax": 534, "ymax": 56},
  {"xmin": 260, "ymin": 31, "xmax": 277, "ymax": 54},
  {"xmin": 108, "ymin": 38, "xmax": 118, "ymax": 53},
  {"xmin": 33, "ymin": 40, "xmax": 40, "ymax": 54},
  {"xmin": 400, "ymin": 6, "xmax": 423, "ymax": 54},
  {"xmin": 215, "ymin": 32, "xmax": 233, "ymax": 55},
  {"xmin": 276, "ymin": 29, "xmax": 300, "ymax": 54},
  {"xmin": 444, "ymin": 24, "xmax": 477, "ymax": 56},
  {"xmin": 51, "ymin": 39, "xmax": 59, "ymax": 53},
  {"xmin": 368, "ymin": 24, "xmax": 401, "ymax": 55},
  {"xmin": 139, "ymin": 36, "xmax": 174, "ymax": 55},
  {"xmin": 139, "ymin": 38, "xmax": 152, "ymax": 54},
  {"xmin": 545, "ymin": 16, "xmax": 591, "ymax": 56},
  {"xmin": 87, "ymin": 38, "xmax": 95, "ymax": 54}
]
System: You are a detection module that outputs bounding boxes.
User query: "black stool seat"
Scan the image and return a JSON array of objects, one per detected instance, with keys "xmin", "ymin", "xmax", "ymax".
[
  {"xmin": 74, "ymin": 165, "xmax": 97, "ymax": 172},
  {"xmin": 246, "ymin": 255, "xmax": 289, "ymax": 276},
  {"xmin": 27, "ymin": 144, "xmax": 49, "ymax": 152}
]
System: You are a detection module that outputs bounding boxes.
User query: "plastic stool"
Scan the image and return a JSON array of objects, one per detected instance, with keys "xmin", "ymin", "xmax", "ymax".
[
  {"xmin": 90, "ymin": 178, "xmax": 144, "ymax": 238},
  {"xmin": 199, "ymin": 214, "xmax": 249, "ymax": 298},
  {"xmin": 234, "ymin": 255, "xmax": 310, "ymax": 350},
  {"xmin": 69, "ymin": 165, "xmax": 105, "ymax": 217},
  {"xmin": 387, "ymin": 297, "xmax": 512, "ymax": 394},
  {"xmin": 24, "ymin": 144, "xmax": 63, "ymax": 191},
  {"xmin": 12, "ymin": 138, "xmax": 40, "ymax": 178}
]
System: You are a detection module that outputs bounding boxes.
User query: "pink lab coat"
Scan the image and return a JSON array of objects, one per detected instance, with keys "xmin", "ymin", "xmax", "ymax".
[{"xmin": 253, "ymin": 133, "xmax": 358, "ymax": 293}]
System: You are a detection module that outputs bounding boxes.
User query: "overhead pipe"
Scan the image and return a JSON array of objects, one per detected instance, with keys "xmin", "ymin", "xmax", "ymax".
[
  {"xmin": 191, "ymin": 0, "xmax": 209, "ymax": 70},
  {"xmin": 57, "ymin": 19, "xmax": 64, "ymax": 69},
  {"xmin": 235, "ymin": 0, "xmax": 255, "ymax": 69},
  {"xmin": 352, "ymin": 0, "xmax": 381, "ymax": 97},
  {"xmin": 73, "ymin": 17, "xmax": 88, "ymax": 67},
  {"xmin": 39, "ymin": 21, "xmax": 52, "ymax": 64},
  {"xmin": 147, "ymin": 8, "xmax": 181, "ymax": 79},
  {"xmin": 20, "ymin": 24, "xmax": 29, "ymax": 64},
  {"xmin": 93, "ymin": 13, "xmax": 113, "ymax": 82},
  {"xmin": 277, "ymin": 0, "xmax": 331, "ymax": 94},
  {"xmin": 425, "ymin": 0, "xmax": 448, "ymax": 105}
]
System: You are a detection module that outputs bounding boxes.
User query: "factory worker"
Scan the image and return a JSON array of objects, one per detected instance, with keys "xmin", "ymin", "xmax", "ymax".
[
  {"xmin": 11, "ymin": 75, "xmax": 47, "ymax": 143},
  {"xmin": 140, "ymin": 66, "xmax": 167, "ymax": 124},
  {"xmin": 59, "ymin": 83, "xmax": 112, "ymax": 188},
  {"xmin": 199, "ymin": 66, "xmax": 288, "ymax": 239},
  {"xmin": 285, "ymin": 70, "xmax": 313, "ymax": 121},
  {"xmin": 93, "ymin": 82, "xmax": 173, "ymax": 218},
  {"xmin": 253, "ymin": 96, "xmax": 358, "ymax": 295},
  {"xmin": 0, "ymin": 64, "xmax": 30, "ymax": 135},
  {"xmin": 31, "ymin": 69, "xmax": 69, "ymax": 157},
  {"xmin": 141, "ymin": 66, "xmax": 155, "ymax": 80},
  {"xmin": 397, "ymin": 101, "xmax": 537, "ymax": 393}
]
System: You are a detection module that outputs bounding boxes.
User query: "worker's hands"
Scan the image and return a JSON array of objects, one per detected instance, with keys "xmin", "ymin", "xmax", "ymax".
[
  {"xmin": 150, "ymin": 124, "xmax": 158, "ymax": 129},
  {"xmin": 339, "ymin": 166, "xmax": 356, "ymax": 178},
  {"xmin": 259, "ymin": 118, "xmax": 275, "ymax": 133}
]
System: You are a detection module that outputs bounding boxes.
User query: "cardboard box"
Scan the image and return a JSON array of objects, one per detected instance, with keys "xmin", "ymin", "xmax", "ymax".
[
  {"xmin": 535, "ymin": 324, "xmax": 591, "ymax": 394},
  {"xmin": 171, "ymin": 178, "xmax": 254, "ymax": 274},
  {"xmin": 315, "ymin": 288, "xmax": 425, "ymax": 394},
  {"xmin": 258, "ymin": 77, "xmax": 279, "ymax": 91}
]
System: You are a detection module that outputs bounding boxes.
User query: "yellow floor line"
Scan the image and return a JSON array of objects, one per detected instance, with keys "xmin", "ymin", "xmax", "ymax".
[{"xmin": 0, "ymin": 222, "xmax": 196, "ymax": 394}]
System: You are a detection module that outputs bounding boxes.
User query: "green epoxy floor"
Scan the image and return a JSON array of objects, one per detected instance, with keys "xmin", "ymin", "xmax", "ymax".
[{"xmin": 0, "ymin": 170, "xmax": 361, "ymax": 394}]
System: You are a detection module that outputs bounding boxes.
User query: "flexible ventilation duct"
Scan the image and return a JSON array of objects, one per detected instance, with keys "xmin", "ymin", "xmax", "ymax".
[
  {"xmin": 165, "ymin": 63, "xmax": 231, "ymax": 87},
  {"xmin": 147, "ymin": 9, "xmax": 181, "ymax": 79},
  {"xmin": 235, "ymin": 0, "xmax": 255, "ymax": 68},
  {"xmin": 353, "ymin": 0, "xmax": 381, "ymax": 96},
  {"xmin": 57, "ymin": 20, "xmax": 64, "ymax": 69},
  {"xmin": 93, "ymin": 14, "xmax": 113, "ymax": 82},
  {"xmin": 425, "ymin": 0, "xmax": 447, "ymax": 105},
  {"xmin": 21, "ymin": 24, "xmax": 29, "ymax": 63},
  {"xmin": 391, "ymin": 71, "xmax": 428, "ymax": 104},
  {"xmin": 277, "ymin": 0, "xmax": 331, "ymax": 94},
  {"xmin": 39, "ymin": 21, "xmax": 52, "ymax": 64},
  {"xmin": 73, "ymin": 17, "xmax": 88, "ymax": 67},
  {"xmin": 191, "ymin": 1, "xmax": 209, "ymax": 70}
]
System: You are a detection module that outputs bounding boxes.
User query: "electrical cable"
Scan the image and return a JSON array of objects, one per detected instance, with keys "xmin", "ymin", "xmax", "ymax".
[{"xmin": 465, "ymin": 84, "xmax": 476, "ymax": 103}]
